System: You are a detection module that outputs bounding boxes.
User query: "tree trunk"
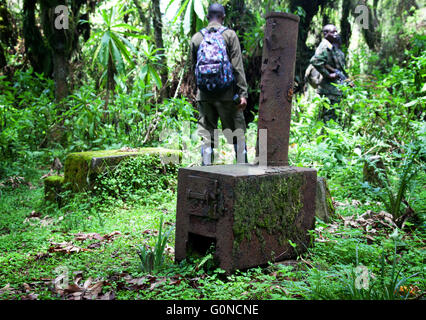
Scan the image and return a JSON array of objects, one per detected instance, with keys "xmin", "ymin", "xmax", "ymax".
[
  {"xmin": 40, "ymin": 1, "xmax": 70, "ymax": 103},
  {"xmin": 52, "ymin": 52, "xmax": 69, "ymax": 103},
  {"xmin": 0, "ymin": 0, "xmax": 16, "ymax": 47},
  {"xmin": 340, "ymin": 0, "xmax": 355, "ymax": 50},
  {"xmin": 0, "ymin": 45, "xmax": 6, "ymax": 69},
  {"xmin": 103, "ymin": 52, "xmax": 116, "ymax": 121},
  {"xmin": 132, "ymin": 0, "xmax": 151, "ymax": 36},
  {"xmin": 152, "ymin": 0, "xmax": 168, "ymax": 100},
  {"xmin": 23, "ymin": 0, "xmax": 52, "ymax": 75},
  {"xmin": 360, "ymin": 0, "xmax": 381, "ymax": 51}
]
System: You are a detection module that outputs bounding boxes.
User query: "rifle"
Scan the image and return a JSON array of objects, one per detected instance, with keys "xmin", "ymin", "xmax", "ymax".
[{"xmin": 325, "ymin": 64, "xmax": 350, "ymax": 85}]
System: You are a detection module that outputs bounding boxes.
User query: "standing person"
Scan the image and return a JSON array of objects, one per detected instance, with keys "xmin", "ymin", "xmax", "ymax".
[
  {"xmin": 310, "ymin": 24, "xmax": 349, "ymax": 122},
  {"xmin": 191, "ymin": 3, "xmax": 249, "ymax": 165}
]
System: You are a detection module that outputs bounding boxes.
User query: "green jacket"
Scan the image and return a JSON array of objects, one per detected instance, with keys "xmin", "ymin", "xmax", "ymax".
[
  {"xmin": 310, "ymin": 39, "xmax": 347, "ymax": 97},
  {"xmin": 191, "ymin": 21, "xmax": 248, "ymax": 101}
]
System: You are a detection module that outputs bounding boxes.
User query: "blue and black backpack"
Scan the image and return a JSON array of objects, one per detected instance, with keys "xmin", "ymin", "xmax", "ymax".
[{"xmin": 195, "ymin": 26, "xmax": 234, "ymax": 93}]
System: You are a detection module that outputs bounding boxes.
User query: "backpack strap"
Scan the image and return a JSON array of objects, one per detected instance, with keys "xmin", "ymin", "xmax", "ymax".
[
  {"xmin": 200, "ymin": 28, "xmax": 208, "ymax": 38},
  {"xmin": 200, "ymin": 26, "xmax": 229, "ymax": 37},
  {"xmin": 218, "ymin": 26, "xmax": 228, "ymax": 34}
]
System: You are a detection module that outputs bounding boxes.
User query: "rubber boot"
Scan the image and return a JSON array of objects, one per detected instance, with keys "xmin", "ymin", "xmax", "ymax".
[
  {"xmin": 201, "ymin": 146, "xmax": 213, "ymax": 166},
  {"xmin": 234, "ymin": 143, "xmax": 248, "ymax": 164}
]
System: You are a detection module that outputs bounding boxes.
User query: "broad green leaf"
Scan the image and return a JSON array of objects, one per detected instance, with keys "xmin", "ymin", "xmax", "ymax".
[
  {"xmin": 97, "ymin": 31, "xmax": 112, "ymax": 66},
  {"xmin": 148, "ymin": 65, "xmax": 162, "ymax": 89},
  {"xmin": 112, "ymin": 23, "xmax": 143, "ymax": 33},
  {"xmin": 140, "ymin": 64, "xmax": 148, "ymax": 82},
  {"xmin": 110, "ymin": 32, "xmax": 135, "ymax": 67},
  {"xmin": 101, "ymin": 9, "xmax": 110, "ymax": 26},
  {"xmin": 173, "ymin": 0, "xmax": 190, "ymax": 24},
  {"xmin": 110, "ymin": 39, "xmax": 125, "ymax": 74},
  {"xmin": 183, "ymin": 0, "xmax": 193, "ymax": 35},
  {"xmin": 193, "ymin": 0, "xmax": 206, "ymax": 21},
  {"xmin": 116, "ymin": 33, "xmax": 137, "ymax": 54},
  {"xmin": 121, "ymin": 32, "xmax": 150, "ymax": 40},
  {"xmin": 165, "ymin": 0, "xmax": 177, "ymax": 13}
]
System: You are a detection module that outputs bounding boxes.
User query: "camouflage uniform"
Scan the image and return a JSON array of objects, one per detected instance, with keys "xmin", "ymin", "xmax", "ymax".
[
  {"xmin": 310, "ymin": 39, "xmax": 348, "ymax": 121},
  {"xmin": 191, "ymin": 21, "xmax": 248, "ymax": 163}
]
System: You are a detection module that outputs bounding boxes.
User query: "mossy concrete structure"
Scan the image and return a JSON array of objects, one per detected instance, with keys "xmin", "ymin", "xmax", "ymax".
[
  {"xmin": 175, "ymin": 165, "xmax": 317, "ymax": 273},
  {"xmin": 43, "ymin": 147, "xmax": 181, "ymax": 199},
  {"xmin": 44, "ymin": 175, "xmax": 65, "ymax": 202},
  {"xmin": 175, "ymin": 13, "xmax": 317, "ymax": 273}
]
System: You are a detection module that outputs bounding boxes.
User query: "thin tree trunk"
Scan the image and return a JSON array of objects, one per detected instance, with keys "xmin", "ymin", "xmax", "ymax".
[
  {"xmin": 52, "ymin": 52, "xmax": 68, "ymax": 103},
  {"xmin": 0, "ymin": 46, "xmax": 6, "ymax": 69},
  {"xmin": 23, "ymin": 0, "xmax": 52, "ymax": 75},
  {"xmin": 152, "ymin": 0, "xmax": 169, "ymax": 100},
  {"xmin": 132, "ymin": 0, "xmax": 151, "ymax": 36},
  {"xmin": 104, "ymin": 52, "xmax": 115, "ymax": 122},
  {"xmin": 359, "ymin": 0, "xmax": 381, "ymax": 51},
  {"xmin": 340, "ymin": 0, "xmax": 355, "ymax": 50}
]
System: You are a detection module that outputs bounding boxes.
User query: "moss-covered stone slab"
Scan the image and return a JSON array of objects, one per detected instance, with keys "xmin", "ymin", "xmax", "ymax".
[
  {"xmin": 44, "ymin": 175, "xmax": 65, "ymax": 202},
  {"xmin": 63, "ymin": 147, "xmax": 181, "ymax": 192},
  {"xmin": 175, "ymin": 164, "xmax": 317, "ymax": 273}
]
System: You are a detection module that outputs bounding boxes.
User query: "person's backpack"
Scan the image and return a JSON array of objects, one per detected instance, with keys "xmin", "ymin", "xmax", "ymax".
[
  {"xmin": 304, "ymin": 64, "xmax": 323, "ymax": 89},
  {"xmin": 195, "ymin": 26, "xmax": 234, "ymax": 93}
]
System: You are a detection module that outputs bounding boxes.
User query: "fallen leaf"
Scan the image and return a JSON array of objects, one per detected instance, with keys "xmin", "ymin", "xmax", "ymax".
[
  {"xmin": 22, "ymin": 283, "xmax": 31, "ymax": 292},
  {"xmin": 54, "ymin": 273, "xmax": 106, "ymax": 300},
  {"xmin": 28, "ymin": 211, "xmax": 41, "ymax": 218},
  {"xmin": 74, "ymin": 233, "xmax": 104, "ymax": 241},
  {"xmin": 169, "ymin": 279, "xmax": 182, "ymax": 286},
  {"xmin": 165, "ymin": 245, "xmax": 175, "ymax": 256},
  {"xmin": 87, "ymin": 242, "xmax": 102, "ymax": 249},
  {"xmin": 74, "ymin": 231, "xmax": 121, "ymax": 243},
  {"xmin": 0, "ymin": 284, "xmax": 12, "ymax": 295},
  {"xmin": 142, "ymin": 229, "xmax": 159, "ymax": 236},
  {"xmin": 21, "ymin": 293, "xmax": 38, "ymax": 300},
  {"xmin": 99, "ymin": 291, "xmax": 115, "ymax": 300},
  {"xmin": 1, "ymin": 176, "xmax": 34, "ymax": 189},
  {"xmin": 150, "ymin": 278, "xmax": 167, "ymax": 291},
  {"xmin": 48, "ymin": 242, "xmax": 92, "ymax": 254},
  {"xmin": 103, "ymin": 231, "xmax": 122, "ymax": 241}
]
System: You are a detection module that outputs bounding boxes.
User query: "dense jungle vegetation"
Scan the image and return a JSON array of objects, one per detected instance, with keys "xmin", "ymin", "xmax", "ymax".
[{"xmin": 0, "ymin": 0, "xmax": 425, "ymax": 301}]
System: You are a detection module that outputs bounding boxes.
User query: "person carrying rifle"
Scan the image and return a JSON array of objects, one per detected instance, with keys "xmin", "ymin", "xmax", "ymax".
[{"xmin": 310, "ymin": 24, "xmax": 350, "ymax": 122}]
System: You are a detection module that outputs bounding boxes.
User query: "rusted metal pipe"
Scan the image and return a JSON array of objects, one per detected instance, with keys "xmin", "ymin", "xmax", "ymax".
[{"xmin": 257, "ymin": 12, "xmax": 300, "ymax": 166}]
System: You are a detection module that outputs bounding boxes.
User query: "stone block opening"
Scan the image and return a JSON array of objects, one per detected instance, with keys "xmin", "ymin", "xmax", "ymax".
[{"xmin": 187, "ymin": 233, "xmax": 216, "ymax": 258}]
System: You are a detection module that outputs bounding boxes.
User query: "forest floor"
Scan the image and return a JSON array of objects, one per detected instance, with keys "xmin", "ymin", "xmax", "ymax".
[{"xmin": 0, "ymin": 167, "xmax": 424, "ymax": 300}]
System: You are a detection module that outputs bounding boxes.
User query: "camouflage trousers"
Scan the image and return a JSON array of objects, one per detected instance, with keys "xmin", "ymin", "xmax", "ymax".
[
  {"xmin": 197, "ymin": 100, "xmax": 247, "ymax": 165},
  {"xmin": 197, "ymin": 100, "xmax": 246, "ymax": 145},
  {"xmin": 319, "ymin": 93, "xmax": 342, "ymax": 122}
]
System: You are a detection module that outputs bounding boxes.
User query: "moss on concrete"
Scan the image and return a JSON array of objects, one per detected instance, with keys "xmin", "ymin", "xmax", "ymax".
[
  {"xmin": 232, "ymin": 173, "xmax": 304, "ymax": 254},
  {"xmin": 63, "ymin": 148, "xmax": 182, "ymax": 192},
  {"xmin": 44, "ymin": 175, "xmax": 65, "ymax": 202}
]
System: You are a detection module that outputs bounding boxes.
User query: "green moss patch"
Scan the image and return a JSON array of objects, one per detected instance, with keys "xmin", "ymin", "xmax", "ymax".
[
  {"xmin": 43, "ymin": 175, "xmax": 65, "ymax": 202},
  {"xmin": 63, "ymin": 148, "xmax": 182, "ymax": 192},
  {"xmin": 232, "ymin": 173, "xmax": 304, "ymax": 254}
]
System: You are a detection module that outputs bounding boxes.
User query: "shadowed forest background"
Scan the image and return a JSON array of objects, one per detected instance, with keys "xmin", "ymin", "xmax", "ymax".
[{"xmin": 0, "ymin": 0, "xmax": 425, "ymax": 300}]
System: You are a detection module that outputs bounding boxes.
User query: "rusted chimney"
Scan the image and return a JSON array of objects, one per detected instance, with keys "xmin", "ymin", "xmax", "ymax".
[{"xmin": 258, "ymin": 12, "xmax": 300, "ymax": 166}]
